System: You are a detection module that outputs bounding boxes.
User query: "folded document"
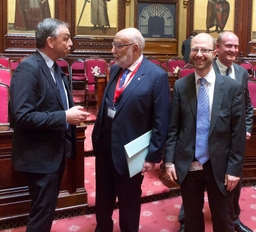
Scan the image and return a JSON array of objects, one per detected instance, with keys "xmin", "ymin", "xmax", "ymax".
[{"xmin": 124, "ymin": 130, "xmax": 152, "ymax": 178}]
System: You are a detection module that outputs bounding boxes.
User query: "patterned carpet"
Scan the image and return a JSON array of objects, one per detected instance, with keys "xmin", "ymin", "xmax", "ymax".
[{"xmin": 2, "ymin": 109, "xmax": 256, "ymax": 231}]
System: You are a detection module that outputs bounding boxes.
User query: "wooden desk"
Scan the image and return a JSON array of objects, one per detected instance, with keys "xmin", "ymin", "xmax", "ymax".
[{"xmin": 0, "ymin": 126, "xmax": 87, "ymax": 221}]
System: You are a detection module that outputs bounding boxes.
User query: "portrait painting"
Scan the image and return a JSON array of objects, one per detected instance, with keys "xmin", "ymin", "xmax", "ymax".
[
  {"xmin": 193, "ymin": 0, "xmax": 235, "ymax": 37},
  {"xmin": 8, "ymin": 0, "xmax": 55, "ymax": 33},
  {"xmin": 76, "ymin": 0, "xmax": 118, "ymax": 36}
]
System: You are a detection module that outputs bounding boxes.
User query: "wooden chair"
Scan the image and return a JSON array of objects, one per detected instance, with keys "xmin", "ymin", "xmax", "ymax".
[
  {"xmin": 9, "ymin": 60, "xmax": 19, "ymax": 72},
  {"xmin": 70, "ymin": 59, "xmax": 86, "ymax": 90},
  {"xmin": 0, "ymin": 56, "xmax": 10, "ymax": 68},
  {"xmin": 84, "ymin": 57, "xmax": 109, "ymax": 109},
  {"xmin": 0, "ymin": 67, "xmax": 12, "ymax": 86},
  {"xmin": 0, "ymin": 83, "xmax": 10, "ymax": 124},
  {"xmin": 248, "ymin": 81, "xmax": 256, "ymax": 108},
  {"xmin": 240, "ymin": 61, "xmax": 254, "ymax": 80},
  {"xmin": 147, "ymin": 56, "xmax": 161, "ymax": 66},
  {"xmin": 56, "ymin": 58, "xmax": 71, "ymax": 89},
  {"xmin": 178, "ymin": 63, "xmax": 194, "ymax": 78},
  {"xmin": 167, "ymin": 57, "xmax": 186, "ymax": 75}
]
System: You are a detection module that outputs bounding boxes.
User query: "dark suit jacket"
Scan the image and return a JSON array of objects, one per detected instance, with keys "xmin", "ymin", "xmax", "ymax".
[
  {"xmin": 182, "ymin": 37, "xmax": 192, "ymax": 63},
  {"xmin": 165, "ymin": 72, "xmax": 246, "ymax": 195},
  {"xmin": 213, "ymin": 61, "xmax": 253, "ymax": 133},
  {"xmin": 9, "ymin": 51, "xmax": 76, "ymax": 174},
  {"xmin": 92, "ymin": 57, "xmax": 170, "ymax": 175}
]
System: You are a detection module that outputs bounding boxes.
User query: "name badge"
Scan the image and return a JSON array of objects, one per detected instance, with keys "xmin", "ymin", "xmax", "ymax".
[{"xmin": 108, "ymin": 106, "xmax": 116, "ymax": 119}]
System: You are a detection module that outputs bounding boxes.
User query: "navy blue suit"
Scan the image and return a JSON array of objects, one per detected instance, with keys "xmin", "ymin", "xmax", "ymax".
[
  {"xmin": 92, "ymin": 57, "xmax": 170, "ymax": 231},
  {"xmin": 9, "ymin": 51, "xmax": 76, "ymax": 231}
]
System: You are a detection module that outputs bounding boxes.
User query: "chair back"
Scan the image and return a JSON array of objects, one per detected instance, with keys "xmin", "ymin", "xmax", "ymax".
[
  {"xmin": 161, "ymin": 61, "xmax": 167, "ymax": 71},
  {"xmin": 0, "ymin": 67, "xmax": 12, "ymax": 86},
  {"xmin": 84, "ymin": 58, "xmax": 108, "ymax": 85},
  {"xmin": 147, "ymin": 56, "xmax": 161, "ymax": 66},
  {"xmin": 56, "ymin": 58, "xmax": 70, "ymax": 76},
  {"xmin": 248, "ymin": 81, "xmax": 256, "ymax": 108},
  {"xmin": 167, "ymin": 57, "xmax": 186, "ymax": 74},
  {"xmin": 240, "ymin": 62, "xmax": 253, "ymax": 79},
  {"xmin": 0, "ymin": 56, "xmax": 10, "ymax": 68},
  {"xmin": 0, "ymin": 83, "xmax": 10, "ymax": 123},
  {"xmin": 9, "ymin": 60, "xmax": 19, "ymax": 72},
  {"xmin": 178, "ymin": 67, "xmax": 194, "ymax": 78},
  {"xmin": 70, "ymin": 59, "xmax": 85, "ymax": 81}
]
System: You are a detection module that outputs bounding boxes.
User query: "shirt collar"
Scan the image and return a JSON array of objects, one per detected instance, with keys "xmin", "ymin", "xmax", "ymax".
[
  {"xmin": 37, "ymin": 50, "xmax": 55, "ymax": 69},
  {"xmin": 126, "ymin": 54, "xmax": 143, "ymax": 72},
  {"xmin": 216, "ymin": 58, "xmax": 234, "ymax": 75},
  {"xmin": 194, "ymin": 67, "xmax": 216, "ymax": 85}
]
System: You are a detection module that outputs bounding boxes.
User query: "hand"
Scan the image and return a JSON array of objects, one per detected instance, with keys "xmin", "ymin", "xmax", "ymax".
[
  {"xmin": 66, "ymin": 105, "xmax": 90, "ymax": 126},
  {"xmin": 141, "ymin": 161, "xmax": 155, "ymax": 175},
  {"xmin": 224, "ymin": 174, "xmax": 240, "ymax": 191},
  {"xmin": 165, "ymin": 164, "xmax": 177, "ymax": 184},
  {"xmin": 246, "ymin": 132, "xmax": 251, "ymax": 140}
]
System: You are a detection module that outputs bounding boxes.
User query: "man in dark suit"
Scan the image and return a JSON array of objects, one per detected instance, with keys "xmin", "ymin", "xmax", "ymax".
[
  {"xmin": 165, "ymin": 33, "xmax": 246, "ymax": 232},
  {"xmin": 9, "ymin": 18, "xmax": 89, "ymax": 232},
  {"xmin": 181, "ymin": 31, "xmax": 197, "ymax": 63},
  {"xmin": 92, "ymin": 27, "xmax": 170, "ymax": 232},
  {"xmin": 177, "ymin": 32, "xmax": 253, "ymax": 232},
  {"xmin": 213, "ymin": 31, "xmax": 253, "ymax": 232}
]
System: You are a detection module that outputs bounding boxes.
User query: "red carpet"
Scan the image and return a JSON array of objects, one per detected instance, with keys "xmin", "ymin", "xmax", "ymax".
[
  {"xmin": 2, "ymin": 114, "xmax": 256, "ymax": 231},
  {"xmin": 1, "ymin": 186, "xmax": 256, "ymax": 232}
]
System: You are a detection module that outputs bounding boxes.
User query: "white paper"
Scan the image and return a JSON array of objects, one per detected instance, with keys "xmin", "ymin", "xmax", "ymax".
[{"xmin": 124, "ymin": 130, "xmax": 152, "ymax": 178}]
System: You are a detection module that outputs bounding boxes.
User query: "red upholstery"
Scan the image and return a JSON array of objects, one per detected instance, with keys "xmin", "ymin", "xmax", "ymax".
[
  {"xmin": 161, "ymin": 61, "xmax": 167, "ymax": 71},
  {"xmin": 84, "ymin": 58, "xmax": 109, "ymax": 109},
  {"xmin": 240, "ymin": 62, "xmax": 253, "ymax": 79},
  {"xmin": 0, "ymin": 67, "xmax": 12, "ymax": 86},
  {"xmin": 178, "ymin": 67, "xmax": 194, "ymax": 78},
  {"xmin": 167, "ymin": 57, "xmax": 186, "ymax": 75},
  {"xmin": 0, "ymin": 83, "xmax": 10, "ymax": 123},
  {"xmin": 56, "ymin": 58, "xmax": 70, "ymax": 77},
  {"xmin": 0, "ymin": 56, "xmax": 10, "ymax": 68},
  {"xmin": 147, "ymin": 57, "xmax": 161, "ymax": 66},
  {"xmin": 9, "ymin": 60, "xmax": 19, "ymax": 72},
  {"xmin": 248, "ymin": 81, "xmax": 256, "ymax": 108},
  {"xmin": 70, "ymin": 59, "xmax": 86, "ymax": 91}
]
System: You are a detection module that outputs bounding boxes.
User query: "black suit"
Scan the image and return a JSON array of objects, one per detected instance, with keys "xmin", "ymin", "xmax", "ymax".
[
  {"xmin": 165, "ymin": 71, "xmax": 246, "ymax": 231},
  {"xmin": 92, "ymin": 57, "xmax": 170, "ymax": 231},
  {"xmin": 181, "ymin": 36, "xmax": 192, "ymax": 63},
  {"xmin": 9, "ymin": 51, "xmax": 76, "ymax": 231}
]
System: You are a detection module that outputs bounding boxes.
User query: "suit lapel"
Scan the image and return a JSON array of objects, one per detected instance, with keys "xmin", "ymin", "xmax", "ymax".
[
  {"xmin": 35, "ymin": 52, "xmax": 66, "ymax": 110},
  {"xmin": 209, "ymin": 74, "xmax": 225, "ymax": 136},
  {"xmin": 186, "ymin": 73, "xmax": 197, "ymax": 120}
]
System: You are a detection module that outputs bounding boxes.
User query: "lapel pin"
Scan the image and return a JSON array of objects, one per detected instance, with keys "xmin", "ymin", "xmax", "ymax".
[{"xmin": 138, "ymin": 78, "xmax": 140, "ymax": 80}]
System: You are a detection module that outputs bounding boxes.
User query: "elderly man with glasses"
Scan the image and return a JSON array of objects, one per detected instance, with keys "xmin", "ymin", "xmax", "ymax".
[{"xmin": 92, "ymin": 27, "xmax": 170, "ymax": 232}]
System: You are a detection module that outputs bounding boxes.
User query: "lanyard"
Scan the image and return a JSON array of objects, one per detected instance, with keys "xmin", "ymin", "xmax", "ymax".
[{"xmin": 113, "ymin": 61, "xmax": 142, "ymax": 103}]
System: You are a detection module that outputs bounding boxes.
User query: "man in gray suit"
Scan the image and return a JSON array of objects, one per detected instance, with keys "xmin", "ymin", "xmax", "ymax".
[
  {"xmin": 213, "ymin": 31, "xmax": 253, "ymax": 232},
  {"xmin": 165, "ymin": 33, "xmax": 246, "ymax": 232}
]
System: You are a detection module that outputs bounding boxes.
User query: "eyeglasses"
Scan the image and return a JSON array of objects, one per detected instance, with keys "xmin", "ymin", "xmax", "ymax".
[
  {"xmin": 112, "ymin": 42, "xmax": 135, "ymax": 50},
  {"xmin": 190, "ymin": 48, "xmax": 214, "ymax": 54}
]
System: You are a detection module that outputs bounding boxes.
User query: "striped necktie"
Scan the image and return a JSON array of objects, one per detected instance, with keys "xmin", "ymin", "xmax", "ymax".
[
  {"xmin": 195, "ymin": 78, "xmax": 210, "ymax": 164},
  {"xmin": 119, "ymin": 69, "xmax": 130, "ymax": 88}
]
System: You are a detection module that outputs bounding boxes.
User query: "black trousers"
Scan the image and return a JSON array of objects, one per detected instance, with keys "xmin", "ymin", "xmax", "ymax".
[
  {"xmin": 178, "ymin": 170, "xmax": 242, "ymax": 227},
  {"xmin": 180, "ymin": 160, "xmax": 234, "ymax": 232},
  {"xmin": 24, "ymin": 156, "xmax": 66, "ymax": 232},
  {"xmin": 95, "ymin": 134, "xmax": 143, "ymax": 232}
]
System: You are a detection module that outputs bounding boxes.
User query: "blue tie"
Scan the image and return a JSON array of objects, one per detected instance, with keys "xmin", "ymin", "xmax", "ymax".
[
  {"xmin": 119, "ymin": 69, "xmax": 130, "ymax": 88},
  {"xmin": 54, "ymin": 63, "xmax": 68, "ymax": 110},
  {"xmin": 195, "ymin": 78, "xmax": 210, "ymax": 164}
]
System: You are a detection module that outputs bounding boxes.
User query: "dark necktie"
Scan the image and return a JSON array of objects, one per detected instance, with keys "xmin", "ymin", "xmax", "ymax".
[
  {"xmin": 54, "ymin": 63, "xmax": 68, "ymax": 110},
  {"xmin": 119, "ymin": 69, "xmax": 130, "ymax": 88},
  {"xmin": 226, "ymin": 67, "xmax": 231, "ymax": 77},
  {"xmin": 195, "ymin": 78, "xmax": 210, "ymax": 164}
]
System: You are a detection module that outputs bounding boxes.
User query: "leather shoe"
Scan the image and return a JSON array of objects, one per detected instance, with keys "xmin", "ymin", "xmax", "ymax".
[{"xmin": 234, "ymin": 221, "xmax": 253, "ymax": 232}]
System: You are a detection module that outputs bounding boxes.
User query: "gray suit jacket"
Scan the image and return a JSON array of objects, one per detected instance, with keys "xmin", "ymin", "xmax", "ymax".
[
  {"xmin": 213, "ymin": 61, "xmax": 253, "ymax": 133},
  {"xmin": 165, "ymin": 71, "xmax": 246, "ymax": 195}
]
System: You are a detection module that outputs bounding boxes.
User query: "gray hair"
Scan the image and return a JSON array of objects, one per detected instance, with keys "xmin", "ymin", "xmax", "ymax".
[
  {"xmin": 117, "ymin": 28, "xmax": 145, "ymax": 51},
  {"xmin": 35, "ymin": 18, "xmax": 69, "ymax": 49}
]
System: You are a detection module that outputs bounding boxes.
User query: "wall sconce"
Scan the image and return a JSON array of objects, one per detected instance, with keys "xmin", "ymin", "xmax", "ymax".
[{"xmin": 183, "ymin": 0, "xmax": 188, "ymax": 8}]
